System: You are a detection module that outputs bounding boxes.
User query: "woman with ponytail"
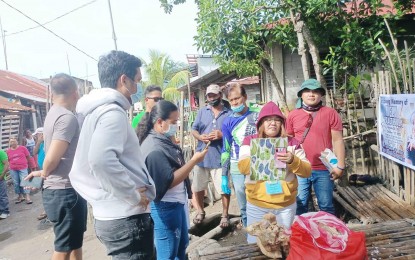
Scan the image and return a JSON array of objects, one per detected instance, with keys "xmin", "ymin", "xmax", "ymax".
[{"xmin": 139, "ymin": 100, "xmax": 208, "ymax": 260}]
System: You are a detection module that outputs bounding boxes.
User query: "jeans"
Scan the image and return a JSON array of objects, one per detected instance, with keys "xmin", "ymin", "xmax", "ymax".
[
  {"xmin": 95, "ymin": 213, "xmax": 154, "ymax": 260},
  {"xmin": 231, "ymin": 173, "xmax": 247, "ymax": 226},
  {"xmin": 296, "ymin": 170, "xmax": 335, "ymax": 215},
  {"xmin": 246, "ymin": 202, "xmax": 296, "ymax": 244},
  {"xmin": 9, "ymin": 169, "xmax": 30, "ymax": 195},
  {"xmin": 0, "ymin": 179, "xmax": 9, "ymax": 214},
  {"xmin": 151, "ymin": 201, "xmax": 189, "ymax": 260}
]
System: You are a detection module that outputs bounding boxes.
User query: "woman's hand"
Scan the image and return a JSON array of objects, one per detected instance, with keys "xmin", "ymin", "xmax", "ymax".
[
  {"xmin": 276, "ymin": 151, "xmax": 294, "ymax": 164},
  {"xmin": 192, "ymin": 148, "xmax": 208, "ymax": 163}
]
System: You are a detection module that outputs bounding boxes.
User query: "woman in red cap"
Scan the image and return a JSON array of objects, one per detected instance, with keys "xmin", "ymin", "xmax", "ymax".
[{"xmin": 238, "ymin": 101, "xmax": 311, "ymax": 243}]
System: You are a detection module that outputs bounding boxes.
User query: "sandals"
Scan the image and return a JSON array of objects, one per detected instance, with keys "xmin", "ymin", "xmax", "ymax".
[
  {"xmin": 220, "ymin": 215, "xmax": 230, "ymax": 228},
  {"xmin": 193, "ymin": 211, "xmax": 206, "ymax": 225},
  {"xmin": 26, "ymin": 200, "xmax": 33, "ymax": 204},
  {"xmin": 37, "ymin": 213, "xmax": 47, "ymax": 220},
  {"xmin": 15, "ymin": 198, "xmax": 25, "ymax": 204}
]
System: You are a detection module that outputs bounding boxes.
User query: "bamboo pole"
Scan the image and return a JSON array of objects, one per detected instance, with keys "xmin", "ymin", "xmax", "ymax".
[
  {"xmin": 384, "ymin": 19, "xmax": 407, "ymax": 91},
  {"xmin": 356, "ymin": 186, "xmax": 401, "ymax": 220},
  {"xmin": 337, "ymin": 186, "xmax": 381, "ymax": 221},
  {"xmin": 379, "ymin": 39, "xmax": 400, "ymax": 93},
  {"xmin": 351, "ymin": 219, "xmax": 408, "ymax": 232},
  {"xmin": 345, "ymin": 94, "xmax": 357, "ymax": 173},
  {"xmin": 352, "ymin": 95, "xmax": 366, "ymax": 172},
  {"xmin": 375, "ymin": 184, "xmax": 415, "ymax": 215},
  {"xmin": 333, "ymin": 193, "xmax": 372, "ymax": 223},
  {"xmin": 413, "ymin": 58, "xmax": 415, "ymax": 93},
  {"xmin": 350, "ymin": 186, "xmax": 392, "ymax": 221},
  {"xmin": 365, "ymin": 185, "xmax": 414, "ymax": 218}
]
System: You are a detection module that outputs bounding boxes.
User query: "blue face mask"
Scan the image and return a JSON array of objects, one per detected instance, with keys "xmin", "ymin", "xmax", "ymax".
[
  {"xmin": 231, "ymin": 104, "xmax": 245, "ymax": 113},
  {"xmin": 131, "ymin": 83, "xmax": 143, "ymax": 104},
  {"xmin": 164, "ymin": 124, "xmax": 178, "ymax": 137}
]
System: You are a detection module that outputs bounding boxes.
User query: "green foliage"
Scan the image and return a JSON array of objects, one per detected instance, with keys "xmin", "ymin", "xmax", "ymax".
[
  {"xmin": 142, "ymin": 49, "xmax": 190, "ymax": 102},
  {"xmin": 159, "ymin": 0, "xmax": 188, "ymax": 13},
  {"xmin": 195, "ymin": 0, "xmax": 292, "ymax": 77}
]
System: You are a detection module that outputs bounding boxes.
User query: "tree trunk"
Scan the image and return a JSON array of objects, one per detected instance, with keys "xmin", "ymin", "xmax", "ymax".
[
  {"xmin": 260, "ymin": 59, "xmax": 289, "ymax": 114},
  {"xmin": 301, "ymin": 21, "xmax": 333, "ymax": 107},
  {"xmin": 290, "ymin": 10, "xmax": 310, "ymax": 80}
]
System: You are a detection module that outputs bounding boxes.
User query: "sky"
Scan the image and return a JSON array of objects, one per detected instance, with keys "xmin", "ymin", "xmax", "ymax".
[{"xmin": 0, "ymin": 0, "xmax": 199, "ymax": 87}]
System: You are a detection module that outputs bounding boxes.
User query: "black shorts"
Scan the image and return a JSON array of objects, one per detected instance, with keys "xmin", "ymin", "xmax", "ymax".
[{"xmin": 43, "ymin": 188, "xmax": 87, "ymax": 252}]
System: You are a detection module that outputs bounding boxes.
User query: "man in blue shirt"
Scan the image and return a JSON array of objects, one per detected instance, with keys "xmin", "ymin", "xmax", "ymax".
[{"xmin": 191, "ymin": 84, "xmax": 230, "ymax": 226}]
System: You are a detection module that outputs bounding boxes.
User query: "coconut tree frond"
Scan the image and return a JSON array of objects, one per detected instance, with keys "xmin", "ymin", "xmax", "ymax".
[
  {"xmin": 162, "ymin": 87, "xmax": 181, "ymax": 102},
  {"xmin": 144, "ymin": 50, "xmax": 190, "ymax": 98},
  {"xmin": 165, "ymin": 70, "xmax": 191, "ymax": 89}
]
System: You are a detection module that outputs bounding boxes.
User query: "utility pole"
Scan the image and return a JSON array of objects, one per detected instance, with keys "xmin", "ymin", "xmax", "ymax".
[
  {"xmin": 66, "ymin": 52, "xmax": 71, "ymax": 75},
  {"xmin": 0, "ymin": 17, "xmax": 8, "ymax": 70},
  {"xmin": 107, "ymin": 0, "xmax": 118, "ymax": 50}
]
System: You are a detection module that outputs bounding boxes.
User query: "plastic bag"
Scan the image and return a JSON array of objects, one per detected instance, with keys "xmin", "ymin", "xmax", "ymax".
[{"xmin": 287, "ymin": 212, "xmax": 367, "ymax": 260}]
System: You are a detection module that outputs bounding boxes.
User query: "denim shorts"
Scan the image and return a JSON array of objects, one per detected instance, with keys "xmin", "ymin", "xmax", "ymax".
[
  {"xmin": 94, "ymin": 213, "xmax": 155, "ymax": 260},
  {"xmin": 42, "ymin": 188, "xmax": 87, "ymax": 252}
]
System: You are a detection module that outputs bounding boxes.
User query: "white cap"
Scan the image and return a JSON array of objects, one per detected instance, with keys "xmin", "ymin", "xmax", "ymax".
[{"xmin": 33, "ymin": 127, "xmax": 43, "ymax": 135}]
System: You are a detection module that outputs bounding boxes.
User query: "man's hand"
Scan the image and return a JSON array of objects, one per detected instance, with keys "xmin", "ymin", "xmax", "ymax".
[
  {"xmin": 200, "ymin": 134, "xmax": 210, "ymax": 143},
  {"xmin": 221, "ymin": 175, "xmax": 231, "ymax": 195},
  {"xmin": 330, "ymin": 167, "xmax": 343, "ymax": 180},
  {"xmin": 137, "ymin": 187, "xmax": 150, "ymax": 209},
  {"xmin": 24, "ymin": 170, "xmax": 43, "ymax": 180},
  {"xmin": 208, "ymin": 130, "xmax": 222, "ymax": 140}
]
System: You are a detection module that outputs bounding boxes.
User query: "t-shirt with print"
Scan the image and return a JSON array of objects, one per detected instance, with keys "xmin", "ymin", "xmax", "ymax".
[
  {"xmin": 25, "ymin": 137, "xmax": 36, "ymax": 157},
  {"xmin": 221, "ymin": 109, "xmax": 258, "ymax": 177},
  {"xmin": 0, "ymin": 149, "xmax": 8, "ymax": 178},
  {"xmin": 286, "ymin": 106, "xmax": 343, "ymax": 170},
  {"xmin": 43, "ymin": 105, "xmax": 80, "ymax": 189},
  {"xmin": 6, "ymin": 146, "xmax": 29, "ymax": 170}
]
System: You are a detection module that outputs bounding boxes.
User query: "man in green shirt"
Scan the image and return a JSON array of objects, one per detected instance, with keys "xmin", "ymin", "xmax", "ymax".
[
  {"xmin": 132, "ymin": 85, "xmax": 163, "ymax": 129},
  {"xmin": 0, "ymin": 149, "xmax": 10, "ymax": 219}
]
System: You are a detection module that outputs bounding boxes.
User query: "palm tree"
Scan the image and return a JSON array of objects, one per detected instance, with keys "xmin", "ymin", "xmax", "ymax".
[{"xmin": 142, "ymin": 50, "xmax": 191, "ymax": 102}]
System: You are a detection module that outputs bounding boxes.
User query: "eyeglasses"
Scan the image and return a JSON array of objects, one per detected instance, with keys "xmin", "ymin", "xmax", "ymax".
[
  {"xmin": 147, "ymin": 97, "xmax": 164, "ymax": 102},
  {"xmin": 304, "ymin": 114, "xmax": 314, "ymax": 128},
  {"xmin": 264, "ymin": 117, "xmax": 282, "ymax": 124}
]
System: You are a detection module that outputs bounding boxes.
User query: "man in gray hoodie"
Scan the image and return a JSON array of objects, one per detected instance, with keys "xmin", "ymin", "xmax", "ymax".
[{"xmin": 69, "ymin": 50, "xmax": 156, "ymax": 259}]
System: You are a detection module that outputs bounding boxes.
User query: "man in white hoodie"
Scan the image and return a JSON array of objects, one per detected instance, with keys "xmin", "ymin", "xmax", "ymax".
[{"xmin": 69, "ymin": 50, "xmax": 156, "ymax": 259}]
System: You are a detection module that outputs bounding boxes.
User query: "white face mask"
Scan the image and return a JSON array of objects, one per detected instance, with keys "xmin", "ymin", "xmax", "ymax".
[
  {"xmin": 164, "ymin": 123, "xmax": 178, "ymax": 137},
  {"xmin": 131, "ymin": 83, "xmax": 143, "ymax": 104}
]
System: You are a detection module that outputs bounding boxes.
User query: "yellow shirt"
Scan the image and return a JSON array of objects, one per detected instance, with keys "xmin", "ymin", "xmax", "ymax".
[{"xmin": 238, "ymin": 145, "xmax": 311, "ymax": 209}]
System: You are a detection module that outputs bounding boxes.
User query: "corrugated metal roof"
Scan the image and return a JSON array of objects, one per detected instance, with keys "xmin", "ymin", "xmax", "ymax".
[
  {"xmin": 0, "ymin": 70, "xmax": 47, "ymax": 102},
  {"xmin": 0, "ymin": 96, "xmax": 34, "ymax": 112}
]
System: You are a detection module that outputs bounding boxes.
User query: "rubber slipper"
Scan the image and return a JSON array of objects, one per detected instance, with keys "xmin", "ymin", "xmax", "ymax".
[
  {"xmin": 26, "ymin": 200, "xmax": 33, "ymax": 204},
  {"xmin": 15, "ymin": 198, "xmax": 25, "ymax": 204},
  {"xmin": 219, "ymin": 215, "xmax": 230, "ymax": 228},
  {"xmin": 37, "ymin": 213, "xmax": 47, "ymax": 220},
  {"xmin": 192, "ymin": 211, "xmax": 206, "ymax": 225}
]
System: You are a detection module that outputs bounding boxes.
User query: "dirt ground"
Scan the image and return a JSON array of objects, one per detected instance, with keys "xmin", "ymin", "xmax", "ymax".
[
  {"xmin": 0, "ymin": 181, "xmax": 246, "ymax": 260},
  {"xmin": 0, "ymin": 183, "xmax": 110, "ymax": 260}
]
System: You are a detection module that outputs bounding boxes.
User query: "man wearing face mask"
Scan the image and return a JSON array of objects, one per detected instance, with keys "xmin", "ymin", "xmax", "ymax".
[
  {"xmin": 221, "ymin": 83, "xmax": 258, "ymax": 227},
  {"xmin": 190, "ymin": 84, "xmax": 230, "ymax": 225},
  {"xmin": 69, "ymin": 50, "xmax": 156, "ymax": 259}
]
